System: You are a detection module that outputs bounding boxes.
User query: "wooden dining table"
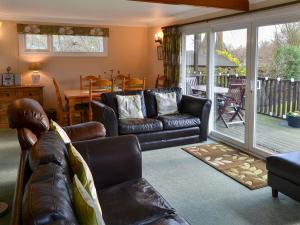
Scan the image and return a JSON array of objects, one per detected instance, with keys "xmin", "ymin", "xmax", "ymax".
[
  {"xmin": 192, "ymin": 85, "xmax": 229, "ymax": 94},
  {"xmin": 64, "ymin": 89, "xmax": 102, "ymax": 125}
]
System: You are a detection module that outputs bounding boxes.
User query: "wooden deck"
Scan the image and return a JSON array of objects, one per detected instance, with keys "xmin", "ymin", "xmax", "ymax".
[{"xmin": 215, "ymin": 113, "xmax": 300, "ymax": 153}]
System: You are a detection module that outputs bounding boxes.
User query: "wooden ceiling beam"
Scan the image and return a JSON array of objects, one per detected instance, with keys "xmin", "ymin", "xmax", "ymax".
[{"xmin": 129, "ymin": 0, "xmax": 250, "ymax": 11}]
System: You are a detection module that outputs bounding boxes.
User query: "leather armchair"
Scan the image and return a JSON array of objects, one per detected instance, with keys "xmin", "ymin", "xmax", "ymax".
[{"xmin": 7, "ymin": 98, "xmax": 106, "ymax": 151}]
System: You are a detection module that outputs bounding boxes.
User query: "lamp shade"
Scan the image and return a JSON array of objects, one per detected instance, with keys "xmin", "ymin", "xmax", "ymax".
[{"xmin": 28, "ymin": 62, "xmax": 42, "ymax": 71}]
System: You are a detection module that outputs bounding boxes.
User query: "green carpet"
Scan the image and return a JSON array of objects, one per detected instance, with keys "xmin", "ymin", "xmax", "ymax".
[{"xmin": 1, "ymin": 129, "xmax": 300, "ymax": 225}]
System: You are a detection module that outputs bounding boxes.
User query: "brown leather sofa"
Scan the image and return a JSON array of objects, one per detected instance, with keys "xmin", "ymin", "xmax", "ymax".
[
  {"xmin": 92, "ymin": 87, "xmax": 212, "ymax": 150},
  {"xmin": 8, "ymin": 98, "xmax": 190, "ymax": 225}
]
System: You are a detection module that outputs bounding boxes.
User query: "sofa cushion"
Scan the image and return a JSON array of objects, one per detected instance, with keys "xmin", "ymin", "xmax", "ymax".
[
  {"xmin": 116, "ymin": 95, "xmax": 144, "ymax": 119},
  {"xmin": 155, "ymin": 92, "xmax": 179, "ymax": 116},
  {"xmin": 72, "ymin": 175, "xmax": 105, "ymax": 225},
  {"xmin": 267, "ymin": 151, "xmax": 300, "ymax": 186},
  {"xmin": 119, "ymin": 118, "xmax": 163, "ymax": 134},
  {"xmin": 101, "ymin": 91, "xmax": 147, "ymax": 118},
  {"xmin": 29, "ymin": 131, "xmax": 68, "ymax": 172},
  {"xmin": 68, "ymin": 144, "xmax": 102, "ymax": 214},
  {"xmin": 158, "ymin": 114, "xmax": 201, "ymax": 130},
  {"xmin": 144, "ymin": 87, "xmax": 182, "ymax": 118},
  {"xmin": 99, "ymin": 178, "xmax": 175, "ymax": 225},
  {"xmin": 50, "ymin": 120, "xmax": 71, "ymax": 144},
  {"xmin": 22, "ymin": 163, "xmax": 78, "ymax": 225}
]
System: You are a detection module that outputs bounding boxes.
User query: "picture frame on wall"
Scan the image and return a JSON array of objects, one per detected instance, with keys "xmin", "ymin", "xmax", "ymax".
[{"xmin": 157, "ymin": 46, "xmax": 163, "ymax": 60}]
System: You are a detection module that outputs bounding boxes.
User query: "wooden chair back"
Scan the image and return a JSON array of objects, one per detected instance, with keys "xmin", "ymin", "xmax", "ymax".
[
  {"xmin": 88, "ymin": 78, "xmax": 114, "ymax": 121},
  {"xmin": 80, "ymin": 75, "xmax": 101, "ymax": 90},
  {"xmin": 52, "ymin": 78, "xmax": 66, "ymax": 125},
  {"xmin": 122, "ymin": 77, "xmax": 146, "ymax": 91},
  {"xmin": 155, "ymin": 74, "xmax": 167, "ymax": 88}
]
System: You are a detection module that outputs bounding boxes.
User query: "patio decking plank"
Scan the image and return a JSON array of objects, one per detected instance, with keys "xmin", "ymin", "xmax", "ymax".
[{"xmin": 215, "ymin": 113, "xmax": 300, "ymax": 153}]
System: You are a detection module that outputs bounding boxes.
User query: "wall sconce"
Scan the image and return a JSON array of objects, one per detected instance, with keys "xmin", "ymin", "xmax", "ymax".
[
  {"xmin": 0, "ymin": 22, "xmax": 2, "ymax": 28},
  {"xmin": 155, "ymin": 32, "xmax": 163, "ymax": 45},
  {"xmin": 28, "ymin": 62, "xmax": 42, "ymax": 84}
]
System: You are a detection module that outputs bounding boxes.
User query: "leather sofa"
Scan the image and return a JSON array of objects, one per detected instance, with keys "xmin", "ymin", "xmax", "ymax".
[
  {"xmin": 8, "ymin": 98, "xmax": 190, "ymax": 225},
  {"xmin": 267, "ymin": 152, "xmax": 300, "ymax": 202},
  {"xmin": 92, "ymin": 87, "xmax": 212, "ymax": 150}
]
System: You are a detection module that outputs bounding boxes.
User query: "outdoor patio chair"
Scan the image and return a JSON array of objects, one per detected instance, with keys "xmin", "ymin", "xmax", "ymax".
[
  {"xmin": 217, "ymin": 79, "xmax": 245, "ymax": 128},
  {"xmin": 187, "ymin": 76, "xmax": 202, "ymax": 96}
]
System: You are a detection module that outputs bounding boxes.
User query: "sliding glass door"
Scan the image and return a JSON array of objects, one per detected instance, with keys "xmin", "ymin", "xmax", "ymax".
[
  {"xmin": 254, "ymin": 21, "xmax": 300, "ymax": 154},
  {"xmin": 182, "ymin": 31, "xmax": 208, "ymax": 96},
  {"xmin": 181, "ymin": 5, "xmax": 300, "ymax": 157},
  {"xmin": 212, "ymin": 28, "xmax": 248, "ymax": 145}
]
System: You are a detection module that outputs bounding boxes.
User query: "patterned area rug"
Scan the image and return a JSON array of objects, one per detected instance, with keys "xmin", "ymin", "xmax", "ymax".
[{"xmin": 183, "ymin": 143, "xmax": 267, "ymax": 190}]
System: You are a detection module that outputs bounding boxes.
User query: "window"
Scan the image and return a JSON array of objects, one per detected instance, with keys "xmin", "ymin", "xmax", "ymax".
[
  {"xmin": 52, "ymin": 35, "xmax": 104, "ymax": 53},
  {"xmin": 20, "ymin": 34, "xmax": 107, "ymax": 56},
  {"xmin": 25, "ymin": 34, "xmax": 48, "ymax": 51}
]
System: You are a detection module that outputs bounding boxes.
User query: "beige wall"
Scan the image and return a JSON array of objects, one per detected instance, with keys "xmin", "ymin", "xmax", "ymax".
[
  {"xmin": 147, "ymin": 26, "xmax": 164, "ymax": 88},
  {"xmin": 0, "ymin": 21, "xmax": 157, "ymax": 108}
]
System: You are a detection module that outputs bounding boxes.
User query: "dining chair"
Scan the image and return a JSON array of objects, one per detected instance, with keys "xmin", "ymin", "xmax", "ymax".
[
  {"xmin": 52, "ymin": 78, "xmax": 85, "ymax": 126},
  {"xmin": 80, "ymin": 75, "xmax": 101, "ymax": 90},
  {"xmin": 155, "ymin": 74, "xmax": 167, "ymax": 88},
  {"xmin": 113, "ymin": 73, "xmax": 130, "ymax": 91},
  {"xmin": 217, "ymin": 79, "xmax": 245, "ymax": 128},
  {"xmin": 88, "ymin": 78, "xmax": 114, "ymax": 121},
  {"xmin": 122, "ymin": 77, "xmax": 146, "ymax": 91}
]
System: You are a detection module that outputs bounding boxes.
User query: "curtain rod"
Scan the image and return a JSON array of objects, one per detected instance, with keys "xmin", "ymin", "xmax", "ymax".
[{"xmin": 161, "ymin": 0, "xmax": 300, "ymax": 29}]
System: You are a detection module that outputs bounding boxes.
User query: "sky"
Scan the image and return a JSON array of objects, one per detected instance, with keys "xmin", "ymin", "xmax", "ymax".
[{"xmin": 185, "ymin": 24, "xmax": 280, "ymax": 50}]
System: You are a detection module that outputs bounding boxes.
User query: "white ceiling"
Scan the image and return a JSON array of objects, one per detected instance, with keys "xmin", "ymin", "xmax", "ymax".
[{"xmin": 0, "ymin": 0, "xmax": 266, "ymax": 27}]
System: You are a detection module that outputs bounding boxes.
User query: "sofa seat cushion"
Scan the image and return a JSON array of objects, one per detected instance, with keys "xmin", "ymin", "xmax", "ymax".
[
  {"xmin": 157, "ymin": 114, "xmax": 201, "ymax": 130},
  {"xmin": 267, "ymin": 151, "xmax": 300, "ymax": 186},
  {"xmin": 99, "ymin": 178, "xmax": 175, "ymax": 225},
  {"xmin": 119, "ymin": 118, "xmax": 163, "ymax": 134}
]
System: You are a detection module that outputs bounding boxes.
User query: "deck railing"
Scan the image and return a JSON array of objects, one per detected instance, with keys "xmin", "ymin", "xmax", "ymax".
[{"xmin": 191, "ymin": 74, "xmax": 300, "ymax": 119}]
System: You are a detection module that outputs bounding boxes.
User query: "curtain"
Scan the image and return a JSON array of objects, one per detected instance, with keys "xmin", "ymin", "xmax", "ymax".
[
  {"xmin": 162, "ymin": 26, "xmax": 182, "ymax": 87},
  {"xmin": 17, "ymin": 24, "xmax": 109, "ymax": 37}
]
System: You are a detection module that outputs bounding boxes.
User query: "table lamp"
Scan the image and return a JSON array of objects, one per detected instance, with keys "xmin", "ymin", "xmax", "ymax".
[{"xmin": 29, "ymin": 62, "xmax": 42, "ymax": 84}]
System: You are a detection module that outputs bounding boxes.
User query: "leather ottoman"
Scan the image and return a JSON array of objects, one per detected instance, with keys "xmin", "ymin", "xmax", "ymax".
[{"xmin": 267, "ymin": 151, "xmax": 300, "ymax": 202}]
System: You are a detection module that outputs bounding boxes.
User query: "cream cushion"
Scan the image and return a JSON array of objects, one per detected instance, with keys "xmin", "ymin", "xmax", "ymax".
[
  {"xmin": 155, "ymin": 92, "xmax": 178, "ymax": 115},
  {"xmin": 116, "ymin": 95, "xmax": 144, "ymax": 119}
]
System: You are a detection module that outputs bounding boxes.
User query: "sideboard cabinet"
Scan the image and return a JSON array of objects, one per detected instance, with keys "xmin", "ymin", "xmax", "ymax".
[{"xmin": 0, "ymin": 85, "xmax": 44, "ymax": 128}]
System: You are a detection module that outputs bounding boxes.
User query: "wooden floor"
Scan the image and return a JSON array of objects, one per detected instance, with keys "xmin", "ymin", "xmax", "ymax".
[{"xmin": 215, "ymin": 113, "xmax": 300, "ymax": 153}]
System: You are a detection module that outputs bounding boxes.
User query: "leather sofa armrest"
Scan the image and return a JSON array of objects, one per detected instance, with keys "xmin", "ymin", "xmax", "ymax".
[
  {"xmin": 73, "ymin": 135, "xmax": 142, "ymax": 190},
  {"xmin": 180, "ymin": 95, "xmax": 212, "ymax": 141},
  {"xmin": 63, "ymin": 121, "xmax": 106, "ymax": 142},
  {"xmin": 91, "ymin": 100, "xmax": 118, "ymax": 137}
]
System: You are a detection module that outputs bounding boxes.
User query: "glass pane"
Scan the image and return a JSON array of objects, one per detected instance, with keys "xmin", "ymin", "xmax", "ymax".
[
  {"xmin": 52, "ymin": 35, "xmax": 104, "ymax": 53},
  {"xmin": 255, "ymin": 22, "xmax": 300, "ymax": 153},
  {"xmin": 25, "ymin": 34, "xmax": 48, "ymax": 50},
  {"xmin": 213, "ymin": 29, "xmax": 247, "ymax": 143},
  {"xmin": 185, "ymin": 33, "xmax": 207, "ymax": 96}
]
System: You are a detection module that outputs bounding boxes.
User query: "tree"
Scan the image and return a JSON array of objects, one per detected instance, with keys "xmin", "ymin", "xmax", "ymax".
[
  {"xmin": 272, "ymin": 45, "xmax": 300, "ymax": 79},
  {"xmin": 216, "ymin": 49, "xmax": 246, "ymax": 76}
]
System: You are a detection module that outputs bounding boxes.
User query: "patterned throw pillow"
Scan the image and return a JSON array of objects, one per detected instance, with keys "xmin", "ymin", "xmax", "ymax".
[
  {"xmin": 73, "ymin": 175, "xmax": 105, "ymax": 225},
  {"xmin": 155, "ymin": 92, "xmax": 178, "ymax": 115},
  {"xmin": 116, "ymin": 95, "xmax": 144, "ymax": 119},
  {"xmin": 49, "ymin": 120, "xmax": 71, "ymax": 144},
  {"xmin": 68, "ymin": 143, "xmax": 102, "ymax": 215}
]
